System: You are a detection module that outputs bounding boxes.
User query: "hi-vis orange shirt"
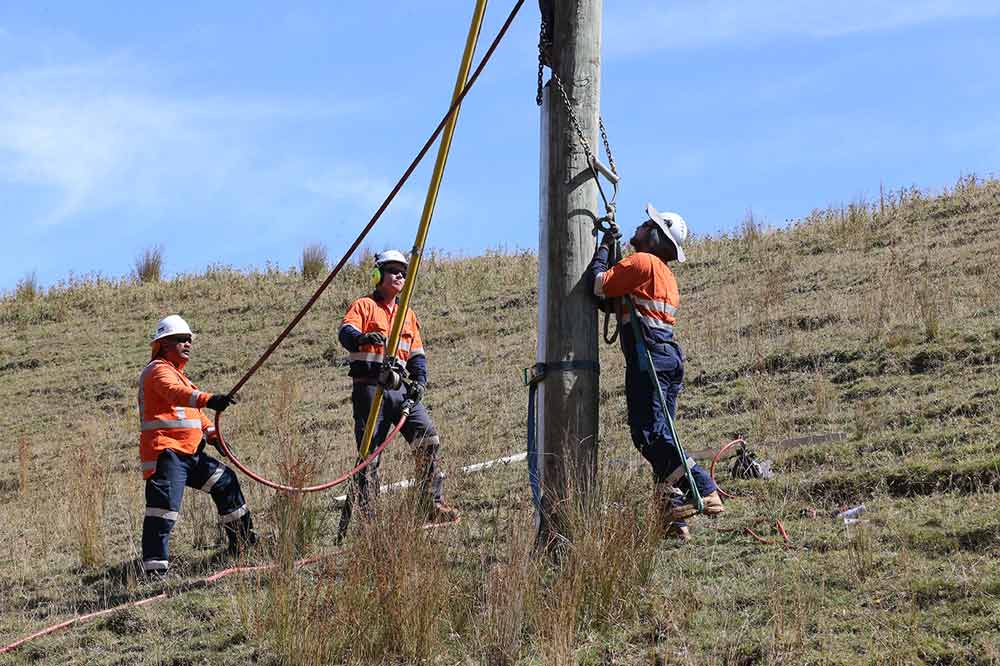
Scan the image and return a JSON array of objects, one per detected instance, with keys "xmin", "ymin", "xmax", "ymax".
[
  {"xmin": 137, "ymin": 358, "xmax": 215, "ymax": 478},
  {"xmin": 593, "ymin": 252, "xmax": 679, "ymax": 335},
  {"xmin": 340, "ymin": 295, "xmax": 425, "ymax": 379}
]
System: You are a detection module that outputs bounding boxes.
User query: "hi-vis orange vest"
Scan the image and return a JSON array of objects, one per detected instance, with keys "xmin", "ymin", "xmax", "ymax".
[
  {"xmin": 594, "ymin": 252, "xmax": 679, "ymax": 335},
  {"xmin": 137, "ymin": 358, "xmax": 214, "ymax": 478},
  {"xmin": 340, "ymin": 295, "xmax": 425, "ymax": 376}
]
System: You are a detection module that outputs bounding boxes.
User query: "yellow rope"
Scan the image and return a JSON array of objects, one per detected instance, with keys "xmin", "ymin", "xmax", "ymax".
[{"xmin": 358, "ymin": 0, "xmax": 490, "ymax": 458}]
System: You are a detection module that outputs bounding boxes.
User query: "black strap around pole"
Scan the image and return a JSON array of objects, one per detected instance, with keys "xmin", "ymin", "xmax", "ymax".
[{"xmin": 525, "ymin": 359, "xmax": 600, "ymax": 511}]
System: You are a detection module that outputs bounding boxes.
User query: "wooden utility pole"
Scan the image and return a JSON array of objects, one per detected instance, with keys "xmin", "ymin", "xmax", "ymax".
[{"xmin": 535, "ymin": 0, "xmax": 603, "ymax": 543}]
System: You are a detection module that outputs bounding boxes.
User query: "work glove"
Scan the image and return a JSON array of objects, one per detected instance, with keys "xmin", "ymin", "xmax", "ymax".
[
  {"xmin": 358, "ymin": 331, "xmax": 387, "ymax": 347},
  {"xmin": 600, "ymin": 230, "xmax": 619, "ymax": 247},
  {"xmin": 378, "ymin": 366, "xmax": 403, "ymax": 391},
  {"xmin": 207, "ymin": 393, "xmax": 238, "ymax": 412},
  {"xmin": 406, "ymin": 381, "xmax": 426, "ymax": 404}
]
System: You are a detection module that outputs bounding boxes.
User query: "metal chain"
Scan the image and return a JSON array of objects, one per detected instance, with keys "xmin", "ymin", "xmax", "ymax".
[
  {"xmin": 536, "ymin": 17, "xmax": 550, "ymax": 106},
  {"xmin": 599, "ymin": 118, "xmax": 617, "ymax": 176},
  {"xmin": 551, "ymin": 72, "xmax": 596, "ymax": 168}
]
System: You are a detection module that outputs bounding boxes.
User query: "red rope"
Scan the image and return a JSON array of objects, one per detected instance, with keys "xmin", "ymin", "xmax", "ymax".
[
  {"xmin": 709, "ymin": 437, "xmax": 744, "ymax": 499},
  {"xmin": 708, "ymin": 438, "xmax": 793, "ymax": 547},
  {"xmin": 213, "ymin": 410, "xmax": 408, "ymax": 493}
]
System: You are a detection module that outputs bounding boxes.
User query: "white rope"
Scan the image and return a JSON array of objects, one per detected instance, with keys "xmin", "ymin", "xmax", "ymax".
[{"xmin": 332, "ymin": 452, "xmax": 528, "ymax": 505}]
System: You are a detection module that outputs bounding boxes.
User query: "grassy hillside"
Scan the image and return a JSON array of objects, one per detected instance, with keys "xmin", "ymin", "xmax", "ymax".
[{"xmin": 2, "ymin": 176, "xmax": 999, "ymax": 664}]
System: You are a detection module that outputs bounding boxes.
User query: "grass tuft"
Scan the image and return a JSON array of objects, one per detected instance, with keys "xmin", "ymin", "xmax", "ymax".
[
  {"xmin": 18, "ymin": 436, "xmax": 30, "ymax": 497},
  {"xmin": 134, "ymin": 245, "xmax": 163, "ymax": 283},
  {"xmin": 69, "ymin": 422, "xmax": 110, "ymax": 568},
  {"xmin": 300, "ymin": 243, "xmax": 328, "ymax": 282},
  {"xmin": 14, "ymin": 271, "xmax": 39, "ymax": 301}
]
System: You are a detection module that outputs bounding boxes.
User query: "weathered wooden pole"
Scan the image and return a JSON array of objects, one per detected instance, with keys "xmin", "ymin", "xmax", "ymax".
[{"xmin": 535, "ymin": 0, "xmax": 602, "ymax": 544}]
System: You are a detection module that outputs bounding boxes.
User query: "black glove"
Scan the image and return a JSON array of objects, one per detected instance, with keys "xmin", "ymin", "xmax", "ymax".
[
  {"xmin": 406, "ymin": 382, "xmax": 425, "ymax": 404},
  {"xmin": 600, "ymin": 231, "xmax": 618, "ymax": 247},
  {"xmin": 358, "ymin": 332, "xmax": 387, "ymax": 346},
  {"xmin": 207, "ymin": 393, "xmax": 238, "ymax": 412},
  {"xmin": 378, "ymin": 366, "xmax": 403, "ymax": 390}
]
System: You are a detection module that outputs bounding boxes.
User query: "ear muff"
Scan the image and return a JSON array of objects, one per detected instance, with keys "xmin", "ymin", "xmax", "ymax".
[{"xmin": 370, "ymin": 265, "xmax": 383, "ymax": 287}]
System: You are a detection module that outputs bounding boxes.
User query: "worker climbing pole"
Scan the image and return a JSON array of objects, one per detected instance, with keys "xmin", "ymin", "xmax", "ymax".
[{"xmin": 533, "ymin": 0, "xmax": 604, "ymax": 546}]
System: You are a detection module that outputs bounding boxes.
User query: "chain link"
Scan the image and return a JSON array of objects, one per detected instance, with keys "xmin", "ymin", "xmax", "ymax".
[
  {"xmin": 536, "ymin": 17, "xmax": 550, "ymax": 106},
  {"xmin": 551, "ymin": 72, "xmax": 596, "ymax": 167},
  {"xmin": 599, "ymin": 118, "xmax": 617, "ymax": 176}
]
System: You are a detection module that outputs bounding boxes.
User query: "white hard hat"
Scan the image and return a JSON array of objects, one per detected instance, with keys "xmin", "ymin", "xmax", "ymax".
[
  {"xmin": 151, "ymin": 314, "xmax": 193, "ymax": 343},
  {"xmin": 375, "ymin": 249, "xmax": 408, "ymax": 268},
  {"xmin": 646, "ymin": 203, "xmax": 688, "ymax": 263}
]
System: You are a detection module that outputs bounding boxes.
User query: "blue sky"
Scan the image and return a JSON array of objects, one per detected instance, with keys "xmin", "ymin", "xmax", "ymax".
[{"xmin": 2, "ymin": 1, "xmax": 999, "ymax": 290}]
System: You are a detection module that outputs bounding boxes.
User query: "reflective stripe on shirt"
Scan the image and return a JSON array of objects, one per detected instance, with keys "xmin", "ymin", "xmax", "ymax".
[
  {"xmin": 631, "ymin": 295, "xmax": 677, "ymax": 316},
  {"xmin": 622, "ymin": 311, "xmax": 674, "ymax": 333},
  {"xmin": 141, "ymin": 418, "xmax": 203, "ymax": 431}
]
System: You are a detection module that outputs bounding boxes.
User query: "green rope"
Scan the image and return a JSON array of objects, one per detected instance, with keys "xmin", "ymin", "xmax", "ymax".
[{"xmin": 624, "ymin": 296, "xmax": 703, "ymax": 512}]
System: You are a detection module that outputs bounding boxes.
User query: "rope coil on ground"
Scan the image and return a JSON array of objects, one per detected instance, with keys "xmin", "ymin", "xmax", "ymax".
[{"xmin": 708, "ymin": 437, "xmax": 794, "ymax": 547}]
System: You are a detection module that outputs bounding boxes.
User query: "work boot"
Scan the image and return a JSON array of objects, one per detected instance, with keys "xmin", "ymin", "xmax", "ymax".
[
  {"xmin": 664, "ymin": 522, "xmax": 691, "ymax": 542},
  {"xmin": 226, "ymin": 513, "xmax": 260, "ymax": 556},
  {"xmin": 671, "ymin": 490, "xmax": 725, "ymax": 521},
  {"xmin": 427, "ymin": 500, "xmax": 460, "ymax": 525},
  {"xmin": 702, "ymin": 491, "xmax": 725, "ymax": 517}
]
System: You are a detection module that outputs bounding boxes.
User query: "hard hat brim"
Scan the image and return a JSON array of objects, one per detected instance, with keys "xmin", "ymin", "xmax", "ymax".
[{"xmin": 646, "ymin": 202, "xmax": 686, "ymax": 263}]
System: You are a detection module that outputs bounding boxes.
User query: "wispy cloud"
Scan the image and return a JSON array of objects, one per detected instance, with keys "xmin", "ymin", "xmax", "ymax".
[
  {"xmin": 303, "ymin": 167, "xmax": 420, "ymax": 213},
  {"xmin": 606, "ymin": 0, "xmax": 1000, "ymax": 55},
  {"xmin": 0, "ymin": 57, "xmax": 361, "ymax": 227}
]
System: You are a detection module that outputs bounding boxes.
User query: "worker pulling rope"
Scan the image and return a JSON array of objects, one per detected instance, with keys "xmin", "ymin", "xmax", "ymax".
[
  {"xmin": 335, "ymin": 0, "xmax": 495, "ymax": 539},
  {"xmin": 213, "ymin": 0, "xmax": 527, "ymax": 493}
]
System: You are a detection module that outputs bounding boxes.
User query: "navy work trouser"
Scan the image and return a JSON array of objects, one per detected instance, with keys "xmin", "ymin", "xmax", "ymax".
[
  {"xmin": 351, "ymin": 382, "xmax": 443, "ymax": 510},
  {"xmin": 142, "ymin": 447, "xmax": 254, "ymax": 573},
  {"xmin": 625, "ymin": 339, "xmax": 716, "ymax": 499}
]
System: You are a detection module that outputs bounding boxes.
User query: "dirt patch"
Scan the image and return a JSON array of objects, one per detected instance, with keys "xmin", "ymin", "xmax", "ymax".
[
  {"xmin": 0, "ymin": 358, "xmax": 42, "ymax": 374},
  {"xmin": 806, "ymin": 463, "xmax": 1000, "ymax": 503}
]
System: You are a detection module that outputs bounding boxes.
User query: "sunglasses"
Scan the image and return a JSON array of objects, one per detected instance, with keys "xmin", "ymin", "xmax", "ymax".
[
  {"xmin": 382, "ymin": 267, "xmax": 406, "ymax": 277},
  {"xmin": 168, "ymin": 335, "xmax": 193, "ymax": 344}
]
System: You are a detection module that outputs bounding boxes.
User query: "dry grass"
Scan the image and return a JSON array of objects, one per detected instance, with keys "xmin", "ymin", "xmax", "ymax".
[
  {"xmin": 300, "ymin": 243, "xmax": 328, "ymax": 282},
  {"xmin": 2, "ymin": 175, "xmax": 1000, "ymax": 663},
  {"xmin": 18, "ymin": 436, "xmax": 30, "ymax": 498},
  {"xmin": 134, "ymin": 245, "xmax": 163, "ymax": 283},
  {"xmin": 70, "ymin": 420, "xmax": 112, "ymax": 568},
  {"xmin": 14, "ymin": 271, "xmax": 39, "ymax": 301},
  {"xmin": 475, "ymin": 513, "xmax": 538, "ymax": 665}
]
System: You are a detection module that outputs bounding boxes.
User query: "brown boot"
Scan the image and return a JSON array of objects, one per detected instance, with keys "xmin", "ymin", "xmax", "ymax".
[
  {"xmin": 702, "ymin": 491, "xmax": 725, "ymax": 517},
  {"xmin": 427, "ymin": 500, "xmax": 460, "ymax": 525},
  {"xmin": 671, "ymin": 490, "xmax": 725, "ymax": 521}
]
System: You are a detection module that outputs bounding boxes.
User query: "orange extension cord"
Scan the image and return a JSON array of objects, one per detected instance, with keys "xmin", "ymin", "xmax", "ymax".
[{"xmin": 0, "ymin": 557, "xmax": 323, "ymax": 655}]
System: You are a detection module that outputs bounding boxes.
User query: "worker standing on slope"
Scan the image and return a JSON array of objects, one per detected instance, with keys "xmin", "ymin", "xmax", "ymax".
[
  {"xmin": 138, "ymin": 315, "xmax": 256, "ymax": 576},
  {"xmin": 339, "ymin": 250, "xmax": 458, "ymax": 524},
  {"xmin": 588, "ymin": 205, "xmax": 724, "ymax": 540}
]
